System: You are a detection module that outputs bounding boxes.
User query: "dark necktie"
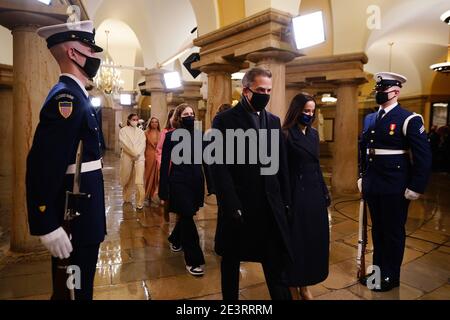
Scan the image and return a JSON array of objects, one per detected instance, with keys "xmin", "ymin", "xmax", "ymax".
[{"xmin": 376, "ymin": 109, "xmax": 385, "ymax": 124}]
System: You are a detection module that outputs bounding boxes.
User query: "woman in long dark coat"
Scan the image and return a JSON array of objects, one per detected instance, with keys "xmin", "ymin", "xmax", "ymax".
[
  {"xmin": 282, "ymin": 93, "xmax": 331, "ymax": 300},
  {"xmin": 159, "ymin": 103, "xmax": 206, "ymax": 276}
]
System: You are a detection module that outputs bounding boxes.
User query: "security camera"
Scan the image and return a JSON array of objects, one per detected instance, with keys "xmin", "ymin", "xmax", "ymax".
[{"xmin": 441, "ymin": 10, "xmax": 450, "ymax": 24}]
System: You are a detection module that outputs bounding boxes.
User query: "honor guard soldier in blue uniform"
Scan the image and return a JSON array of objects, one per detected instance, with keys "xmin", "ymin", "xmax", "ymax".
[
  {"xmin": 26, "ymin": 21, "xmax": 106, "ymax": 300},
  {"xmin": 358, "ymin": 72, "xmax": 432, "ymax": 292}
]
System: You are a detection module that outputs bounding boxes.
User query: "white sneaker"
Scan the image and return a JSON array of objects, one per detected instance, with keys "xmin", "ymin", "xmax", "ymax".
[{"xmin": 186, "ymin": 265, "xmax": 204, "ymax": 276}]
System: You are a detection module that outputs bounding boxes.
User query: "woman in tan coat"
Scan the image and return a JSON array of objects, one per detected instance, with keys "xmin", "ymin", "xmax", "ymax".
[
  {"xmin": 144, "ymin": 117, "xmax": 161, "ymax": 204},
  {"xmin": 119, "ymin": 113, "xmax": 147, "ymax": 210}
]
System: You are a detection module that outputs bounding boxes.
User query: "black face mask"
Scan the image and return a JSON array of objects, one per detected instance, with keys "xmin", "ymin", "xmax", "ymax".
[
  {"xmin": 247, "ymin": 88, "xmax": 270, "ymax": 112},
  {"xmin": 72, "ymin": 49, "xmax": 101, "ymax": 79},
  {"xmin": 298, "ymin": 113, "xmax": 315, "ymax": 126},
  {"xmin": 181, "ymin": 116, "xmax": 195, "ymax": 129},
  {"xmin": 375, "ymin": 90, "xmax": 396, "ymax": 105}
]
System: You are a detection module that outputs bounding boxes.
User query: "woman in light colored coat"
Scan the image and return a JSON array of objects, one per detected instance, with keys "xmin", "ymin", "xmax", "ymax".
[{"xmin": 119, "ymin": 113, "xmax": 147, "ymax": 209}]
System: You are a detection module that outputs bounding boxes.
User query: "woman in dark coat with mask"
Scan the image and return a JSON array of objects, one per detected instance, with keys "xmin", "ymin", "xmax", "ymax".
[
  {"xmin": 159, "ymin": 103, "xmax": 206, "ymax": 276},
  {"xmin": 282, "ymin": 93, "xmax": 331, "ymax": 300}
]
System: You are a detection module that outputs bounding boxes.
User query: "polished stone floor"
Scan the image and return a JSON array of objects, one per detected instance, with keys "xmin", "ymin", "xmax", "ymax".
[{"xmin": 0, "ymin": 152, "xmax": 449, "ymax": 300}]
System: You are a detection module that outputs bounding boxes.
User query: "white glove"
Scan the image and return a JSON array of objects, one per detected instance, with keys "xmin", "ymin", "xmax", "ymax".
[
  {"xmin": 404, "ymin": 188, "xmax": 421, "ymax": 201},
  {"xmin": 357, "ymin": 178, "xmax": 362, "ymax": 193},
  {"xmin": 40, "ymin": 227, "xmax": 73, "ymax": 259}
]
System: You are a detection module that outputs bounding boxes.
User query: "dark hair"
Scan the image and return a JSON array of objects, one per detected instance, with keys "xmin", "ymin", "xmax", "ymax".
[
  {"xmin": 165, "ymin": 109, "xmax": 176, "ymax": 130},
  {"xmin": 282, "ymin": 93, "xmax": 316, "ymax": 131},
  {"xmin": 172, "ymin": 103, "xmax": 195, "ymax": 129},
  {"xmin": 127, "ymin": 113, "xmax": 139, "ymax": 126},
  {"xmin": 146, "ymin": 117, "xmax": 161, "ymax": 131},
  {"xmin": 217, "ymin": 103, "xmax": 233, "ymax": 114},
  {"xmin": 242, "ymin": 68, "xmax": 272, "ymax": 88}
]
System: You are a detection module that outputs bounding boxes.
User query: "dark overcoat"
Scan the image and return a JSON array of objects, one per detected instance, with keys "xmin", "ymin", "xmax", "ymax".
[
  {"xmin": 211, "ymin": 101, "xmax": 292, "ymax": 262},
  {"xmin": 284, "ymin": 126, "xmax": 330, "ymax": 286},
  {"xmin": 159, "ymin": 129, "xmax": 205, "ymax": 216}
]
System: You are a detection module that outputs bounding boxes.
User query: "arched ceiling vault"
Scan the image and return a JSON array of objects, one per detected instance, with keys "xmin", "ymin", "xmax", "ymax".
[{"xmin": 80, "ymin": 0, "xmax": 448, "ymax": 95}]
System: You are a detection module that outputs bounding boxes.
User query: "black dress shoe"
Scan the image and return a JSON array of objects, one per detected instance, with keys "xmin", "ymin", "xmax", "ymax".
[
  {"xmin": 372, "ymin": 277, "xmax": 400, "ymax": 292},
  {"xmin": 359, "ymin": 271, "xmax": 375, "ymax": 287}
]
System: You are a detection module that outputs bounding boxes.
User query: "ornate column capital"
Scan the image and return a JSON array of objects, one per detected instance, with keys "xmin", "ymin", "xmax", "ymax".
[
  {"xmin": 180, "ymin": 81, "xmax": 203, "ymax": 101},
  {"xmin": 142, "ymin": 68, "xmax": 168, "ymax": 93}
]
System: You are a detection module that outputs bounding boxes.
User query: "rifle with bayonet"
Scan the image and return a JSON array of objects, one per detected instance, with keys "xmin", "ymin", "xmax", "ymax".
[
  {"xmin": 52, "ymin": 141, "xmax": 90, "ymax": 300},
  {"xmin": 357, "ymin": 196, "xmax": 368, "ymax": 281},
  {"xmin": 356, "ymin": 131, "xmax": 369, "ymax": 282}
]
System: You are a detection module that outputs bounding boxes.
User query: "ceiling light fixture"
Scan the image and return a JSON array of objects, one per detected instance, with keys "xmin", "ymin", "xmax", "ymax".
[
  {"xmin": 430, "ymin": 10, "xmax": 450, "ymax": 73},
  {"xmin": 37, "ymin": 0, "xmax": 51, "ymax": 5},
  {"xmin": 321, "ymin": 93, "xmax": 337, "ymax": 103}
]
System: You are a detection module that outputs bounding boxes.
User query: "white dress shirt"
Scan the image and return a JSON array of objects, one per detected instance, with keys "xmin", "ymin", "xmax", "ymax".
[{"xmin": 378, "ymin": 102, "xmax": 398, "ymax": 119}]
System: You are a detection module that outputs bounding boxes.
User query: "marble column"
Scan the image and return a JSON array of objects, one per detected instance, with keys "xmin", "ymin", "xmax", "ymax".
[
  {"xmin": 143, "ymin": 69, "xmax": 168, "ymax": 130},
  {"xmin": 200, "ymin": 65, "xmax": 240, "ymax": 130},
  {"xmin": 0, "ymin": 65, "xmax": 13, "ymax": 242},
  {"xmin": 247, "ymin": 50, "xmax": 297, "ymax": 121},
  {"xmin": 11, "ymin": 26, "xmax": 60, "ymax": 252},
  {"xmin": 166, "ymin": 92, "xmax": 184, "ymax": 113},
  {"xmin": 332, "ymin": 81, "xmax": 359, "ymax": 194},
  {"xmin": 181, "ymin": 81, "xmax": 203, "ymax": 116}
]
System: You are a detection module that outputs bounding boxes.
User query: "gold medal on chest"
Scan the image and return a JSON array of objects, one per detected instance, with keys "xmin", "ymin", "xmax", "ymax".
[{"xmin": 389, "ymin": 124, "xmax": 396, "ymax": 136}]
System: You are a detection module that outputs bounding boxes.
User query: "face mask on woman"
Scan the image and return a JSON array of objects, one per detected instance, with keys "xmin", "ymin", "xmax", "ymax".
[
  {"xmin": 181, "ymin": 116, "xmax": 195, "ymax": 129},
  {"xmin": 298, "ymin": 113, "xmax": 314, "ymax": 126},
  {"xmin": 130, "ymin": 120, "xmax": 139, "ymax": 127}
]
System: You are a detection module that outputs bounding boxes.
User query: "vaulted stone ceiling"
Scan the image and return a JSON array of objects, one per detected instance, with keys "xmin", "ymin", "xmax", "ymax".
[{"xmin": 0, "ymin": 0, "xmax": 447, "ymax": 95}]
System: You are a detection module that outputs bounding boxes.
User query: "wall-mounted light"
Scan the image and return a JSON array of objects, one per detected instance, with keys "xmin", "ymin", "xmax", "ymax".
[
  {"xmin": 232, "ymin": 72, "xmax": 246, "ymax": 80},
  {"xmin": 430, "ymin": 62, "xmax": 450, "ymax": 73},
  {"xmin": 430, "ymin": 10, "xmax": 450, "ymax": 73},
  {"xmin": 321, "ymin": 93, "xmax": 337, "ymax": 104},
  {"xmin": 37, "ymin": 0, "xmax": 52, "ymax": 5},
  {"xmin": 292, "ymin": 11, "xmax": 326, "ymax": 49},
  {"xmin": 441, "ymin": 10, "xmax": 450, "ymax": 24},
  {"xmin": 120, "ymin": 93, "xmax": 132, "ymax": 106},
  {"xmin": 91, "ymin": 97, "xmax": 102, "ymax": 107},
  {"xmin": 164, "ymin": 71, "xmax": 182, "ymax": 89}
]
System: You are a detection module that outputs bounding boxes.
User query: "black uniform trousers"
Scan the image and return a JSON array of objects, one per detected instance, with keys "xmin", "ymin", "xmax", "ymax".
[
  {"xmin": 169, "ymin": 216, "xmax": 205, "ymax": 267},
  {"xmin": 365, "ymin": 193, "xmax": 410, "ymax": 282},
  {"xmin": 221, "ymin": 258, "xmax": 291, "ymax": 300},
  {"xmin": 220, "ymin": 222, "xmax": 292, "ymax": 301},
  {"xmin": 51, "ymin": 243, "xmax": 100, "ymax": 300}
]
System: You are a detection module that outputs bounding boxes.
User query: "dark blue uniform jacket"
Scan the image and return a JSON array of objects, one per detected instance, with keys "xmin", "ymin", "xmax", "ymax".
[
  {"xmin": 359, "ymin": 104, "xmax": 432, "ymax": 195},
  {"xmin": 26, "ymin": 75, "xmax": 106, "ymax": 246}
]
